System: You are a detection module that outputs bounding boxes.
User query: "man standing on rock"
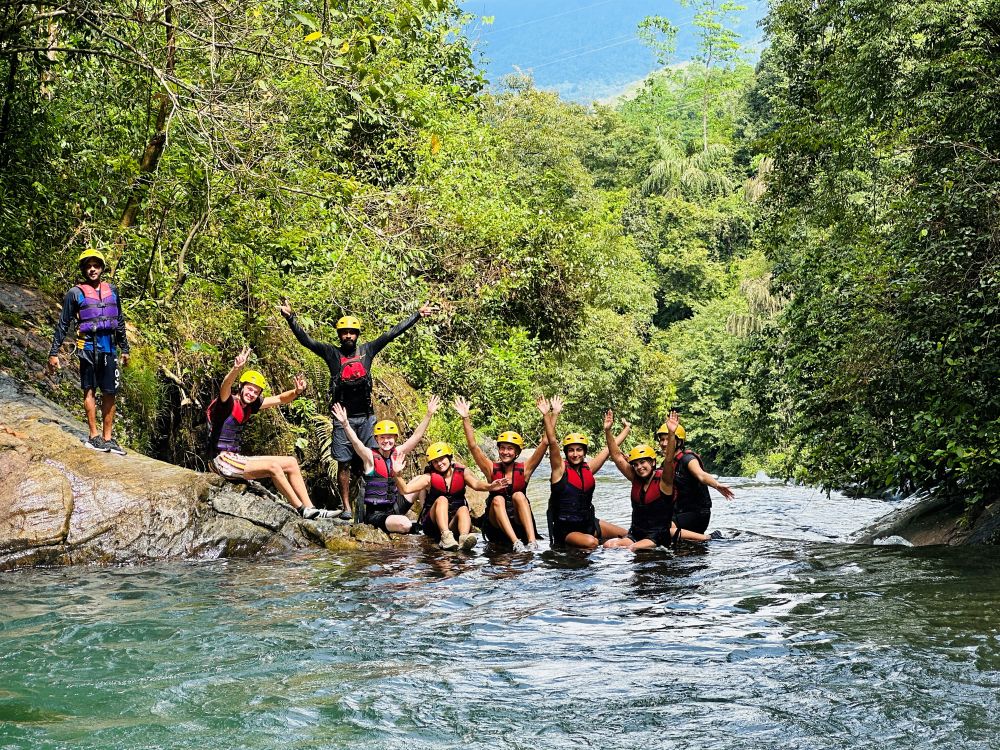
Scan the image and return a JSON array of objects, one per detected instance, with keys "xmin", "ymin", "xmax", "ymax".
[
  {"xmin": 280, "ymin": 298, "xmax": 437, "ymax": 520},
  {"xmin": 48, "ymin": 249, "xmax": 130, "ymax": 455}
]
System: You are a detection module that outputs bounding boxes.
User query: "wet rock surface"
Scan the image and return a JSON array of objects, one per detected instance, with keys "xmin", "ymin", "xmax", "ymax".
[
  {"xmin": 0, "ymin": 373, "xmax": 416, "ymax": 570},
  {"xmin": 854, "ymin": 492, "xmax": 1000, "ymax": 546}
]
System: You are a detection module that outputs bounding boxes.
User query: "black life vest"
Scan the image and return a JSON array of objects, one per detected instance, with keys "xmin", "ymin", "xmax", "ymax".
[
  {"xmin": 549, "ymin": 463, "xmax": 595, "ymax": 523},
  {"xmin": 674, "ymin": 449, "xmax": 712, "ymax": 512},
  {"xmin": 491, "ymin": 461, "xmax": 527, "ymax": 500},
  {"xmin": 630, "ymin": 468, "xmax": 674, "ymax": 534},
  {"xmin": 364, "ymin": 451, "xmax": 400, "ymax": 507},
  {"xmin": 335, "ymin": 349, "xmax": 373, "ymax": 414},
  {"xmin": 421, "ymin": 466, "xmax": 468, "ymax": 519}
]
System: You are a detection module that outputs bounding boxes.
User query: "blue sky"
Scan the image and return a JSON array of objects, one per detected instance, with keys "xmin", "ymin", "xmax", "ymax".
[{"xmin": 461, "ymin": 0, "xmax": 768, "ymax": 103}]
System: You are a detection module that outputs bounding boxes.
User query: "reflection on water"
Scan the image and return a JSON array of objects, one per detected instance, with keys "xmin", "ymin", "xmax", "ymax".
[{"xmin": 3, "ymin": 477, "xmax": 1000, "ymax": 749}]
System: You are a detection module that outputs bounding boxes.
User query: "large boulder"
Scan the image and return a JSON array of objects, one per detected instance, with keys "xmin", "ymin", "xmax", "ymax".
[
  {"xmin": 855, "ymin": 492, "xmax": 1000, "ymax": 546},
  {"xmin": 0, "ymin": 372, "xmax": 409, "ymax": 570}
]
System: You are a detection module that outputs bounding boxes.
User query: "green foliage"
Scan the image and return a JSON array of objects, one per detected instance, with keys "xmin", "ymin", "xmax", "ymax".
[{"xmin": 756, "ymin": 0, "xmax": 1000, "ymax": 503}]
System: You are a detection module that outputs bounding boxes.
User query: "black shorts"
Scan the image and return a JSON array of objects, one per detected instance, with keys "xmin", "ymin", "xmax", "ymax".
[
  {"xmin": 79, "ymin": 352, "xmax": 120, "ymax": 395},
  {"xmin": 363, "ymin": 501, "xmax": 406, "ymax": 532},
  {"xmin": 481, "ymin": 514, "xmax": 530, "ymax": 547},
  {"xmin": 675, "ymin": 509, "xmax": 711, "ymax": 534},
  {"xmin": 551, "ymin": 517, "xmax": 600, "ymax": 546},
  {"xmin": 627, "ymin": 527, "xmax": 674, "ymax": 547},
  {"xmin": 420, "ymin": 498, "xmax": 468, "ymax": 540}
]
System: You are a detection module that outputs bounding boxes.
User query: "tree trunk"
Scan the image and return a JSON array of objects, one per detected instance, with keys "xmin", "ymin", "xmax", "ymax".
[{"xmin": 118, "ymin": 3, "xmax": 176, "ymax": 231}]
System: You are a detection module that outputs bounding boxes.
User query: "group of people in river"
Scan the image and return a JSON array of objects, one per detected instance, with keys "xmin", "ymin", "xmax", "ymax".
[{"xmin": 49, "ymin": 249, "xmax": 735, "ymax": 551}]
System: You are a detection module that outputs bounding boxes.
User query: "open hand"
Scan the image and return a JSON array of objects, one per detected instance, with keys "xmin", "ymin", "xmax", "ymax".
[
  {"xmin": 717, "ymin": 484, "xmax": 735, "ymax": 502},
  {"xmin": 331, "ymin": 402, "xmax": 349, "ymax": 426},
  {"xmin": 603, "ymin": 409, "xmax": 614, "ymax": 432},
  {"xmin": 453, "ymin": 396, "xmax": 471, "ymax": 419},
  {"xmin": 535, "ymin": 396, "xmax": 549, "ymax": 415},
  {"xmin": 293, "ymin": 373, "xmax": 307, "ymax": 394},
  {"xmin": 418, "ymin": 303, "xmax": 438, "ymax": 318},
  {"xmin": 234, "ymin": 345, "xmax": 251, "ymax": 369},
  {"xmin": 550, "ymin": 396, "xmax": 564, "ymax": 415},
  {"xmin": 666, "ymin": 409, "xmax": 679, "ymax": 434},
  {"xmin": 279, "ymin": 298, "xmax": 293, "ymax": 318},
  {"xmin": 426, "ymin": 395, "xmax": 441, "ymax": 415},
  {"xmin": 487, "ymin": 477, "xmax": 509, "ymax": 492}
]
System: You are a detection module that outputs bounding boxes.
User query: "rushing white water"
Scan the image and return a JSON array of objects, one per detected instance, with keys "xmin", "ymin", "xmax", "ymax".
[{"xmin": 3, "ymin": 473, "xmax": 999, "ymax": 750}]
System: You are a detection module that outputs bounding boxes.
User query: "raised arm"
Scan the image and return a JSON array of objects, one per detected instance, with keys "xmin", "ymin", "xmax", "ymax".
[
  {"xmin": 219, "ymin": 346, "xmax": 251, "ymax": 402},
  {"xmin": 543, "ymin": 396, "xmax": 564, "ymax": 483},
  {"xmin": 589, "ymin": 417, "xmax": 631, "ymax": 474},
  {"xmin": 332, "ymin": 402, "xmax": 375, "ymax": 473},
  {"xmin": 397, "ymin": 395, "xmax": 441, "ymax": 459},
  {"xmin": 522, "ymin": 398, "xmax": 551, "ymax": 480},
  {"xmin": 366, "ymin": 302, "xmax": 436, "ymax": 358},
  {"xmin": 603, "ymin": 410, "xmax": 634, "ymax": 480},
  {"xmin": 453, "ymin": 396, "xmax": 492, "ymax": 476},
  {"xmin": 656, "ymin": 410, "xmax": 681, "ymax": 497},
  {"xmin": 261, "ymin": 373, "xmax": 307, "ymax": 410},
  {"xmin": 279, "ymin": 300, "xmax": 338, "ymax": 360}
]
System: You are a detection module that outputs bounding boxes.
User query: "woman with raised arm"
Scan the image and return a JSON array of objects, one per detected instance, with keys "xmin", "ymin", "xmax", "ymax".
[
  {"xmin": 542, "ymin": 396, "xmax": 630, "ymax": 550},
  {"xmin": 207, "ymin": 346, "xmax": 336, "ymax": 520},
  {"xmin": 331, "ymin": 396, "xmax": 440, "ymax": 534},
  {"xmin": 453, "ymin": 396, "xmax": 548, "ymax": 552},
  {"xmin": 603, "ymin": 410, "xmax": 712, "ymax": 550},
  {"xmin": 396, "ymin": 443, "xmax": 508, "ymax": 551}
]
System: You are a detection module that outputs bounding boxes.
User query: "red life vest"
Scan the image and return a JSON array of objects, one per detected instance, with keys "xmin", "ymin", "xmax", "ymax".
[
  {"xmin": 629, "ymin": 468, "xmax": 675, "ymax": 535},
  {"xmin": 421, "ymin": 466, "xmax": 468, "ymax": 520},
  {"xmin": 491, "ymin": 461, "xmax": 527, "ymax": 498},
  {"xmin": 631, "ymin": 468, "xmax": 663, "ymax": 506}
]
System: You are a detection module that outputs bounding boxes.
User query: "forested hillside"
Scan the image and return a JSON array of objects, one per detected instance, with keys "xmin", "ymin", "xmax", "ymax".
[{"xmin": 2, "ymin": 0, "xmax": 996, "ymax": 508}]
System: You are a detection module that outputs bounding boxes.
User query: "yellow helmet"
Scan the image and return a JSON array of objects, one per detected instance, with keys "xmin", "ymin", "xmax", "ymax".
[
  {"xmin": 336, "ymin": 315, "xmax": 362, "ymax": 331},
  {"xmin": 239, "ymin": 370, "xmax": 268, "ymax": 390},
  {"xmin": 78, "ymin": 248, "xmax": 106, "ymax": 268},
  {"xmin": 562, "ymin": 432, "xmax": 589, "ymax": 449},
  {"xmin": 496, "ymin": 431, "xmax": 524, "ymax": 449},
  {"xmin": 656, "ymin": 423, "xmax": 686, "ymax": 440},
  {"xmin": 426, "ymin": 442, "xmax": 453, "ymax": 462},
  {"xmin": 373, "ymin": 420, "xmax": 400, "ymax": 436},
  {"xmin": 627, "ymin": 445, "xmax": 658, "ymax": 463}
]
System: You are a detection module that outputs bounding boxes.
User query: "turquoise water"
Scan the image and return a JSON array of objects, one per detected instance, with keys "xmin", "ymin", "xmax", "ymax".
[
  {"xmin": 3, "ymin": 473, "xmax": 1000, "ymax": 749},
  {"xmin": 461, "ymin": 0, "xmax": 769, "ymax": 102}
]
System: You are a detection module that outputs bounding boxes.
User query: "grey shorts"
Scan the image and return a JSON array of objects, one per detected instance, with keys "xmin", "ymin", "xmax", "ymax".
[{"xmin": 331, "ymin": 414, "xmax": 377, "ymax": 463}]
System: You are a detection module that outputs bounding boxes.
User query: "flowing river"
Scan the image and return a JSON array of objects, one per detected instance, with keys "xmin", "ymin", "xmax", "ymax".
[{"xmin": 3, "ymin": 469, "xmax": 999, "ymax": 749}]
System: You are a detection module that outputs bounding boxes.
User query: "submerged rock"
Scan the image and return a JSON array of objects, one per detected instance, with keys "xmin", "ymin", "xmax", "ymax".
[{"xmin": 0, "ymin": 372, "xmax": 413, "ymax": 571}]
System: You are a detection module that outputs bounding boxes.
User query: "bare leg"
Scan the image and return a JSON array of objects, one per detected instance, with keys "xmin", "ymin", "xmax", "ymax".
[
  {"xmin": 628, "ymin": 538, "xmax": 657, "ymax": 551},
  {"xmin": 563, "ymin": 532, "xmax": 599, "ymax": 550},
  {"xmin": 100, "ymin": 393, "xmax": 116, "ymax": 440},
  {"xmin": 511, "ymin": 493, "xmax": 537, "ymax": 543},
  {"xmin": 677, "ymin": 525, "xmax": 710, "ymax": 542},
  {"xmin": 337, "ymin": 463, "xmax": 352, "ymax": 515},
  {"xmin": 83, "ymin": 389, "xmax": 99, "ymax": 438},
  {"xmin": 598, "ymin": 520, "xmax": 628, "ymax": 539},
  {"xmin": 385, "ymin": 515, "xmax": 413, "ymax": 533},
  {"xmin": 242, "ymin": 457, "xmax": 301, "ymax": 509},
  {"xmin": 489, "ymin": 496, "xmax": 519, "ymax": 545},
  {"xmin": 455, "ymin": 506, "xmax": 471, "ymax": 536},
  {"xmin": 274, "ymin": 456, "xmax": 312, "ymax": 508},
  {"xmin": 431, "ymin": 496, "xmax": 450, "ymax": 535}
]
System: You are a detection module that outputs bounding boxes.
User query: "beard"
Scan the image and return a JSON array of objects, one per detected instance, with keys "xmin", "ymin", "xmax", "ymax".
[{"xmin": 339, "ymin": 340, "xmax": 357, "ymax": 355}]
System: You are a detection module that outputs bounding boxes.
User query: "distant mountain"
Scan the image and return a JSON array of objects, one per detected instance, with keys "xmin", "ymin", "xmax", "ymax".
[{"xmin": 461, "ymin": 0, "xmax": 768, "ymax": 103}]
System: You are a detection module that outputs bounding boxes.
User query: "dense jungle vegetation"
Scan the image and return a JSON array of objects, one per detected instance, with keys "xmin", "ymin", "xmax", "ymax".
[{"xmin": 1, "ymin": 0, "xmax": 997, "ymax": 508}]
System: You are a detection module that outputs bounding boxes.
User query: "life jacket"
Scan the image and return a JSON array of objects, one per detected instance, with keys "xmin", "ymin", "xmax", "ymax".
[
  {"xmin": 421, "ymin": 466, "xmax": 468, "ymax": 519},
  {"xmin": 207, "ymin": 396, "xmax": 259, "ymax": 455},
  {"xmin": 549, "ymin": 463, "xmax": 595, "ymax": 524},
  {"xmin": 630, "ymin": 468, "xmax": 674, "ymax": 534},
  {"xmin": 674, "ymin": 449, "xmax": 712, "ymax": 512},
  {"xmin": 364, "ymin": 452, "xmax": 400, "ymax": 507},
  {"xmin": 491, "ymin": 461, "xmax": 527, "ymax": 500},
  {"xmin": 335, "ymin": 349, "xmax": 373, "ymax": 413},
  {"xmin": 75, "ymin": 282, "xmax": 120, "ymax": 335}
]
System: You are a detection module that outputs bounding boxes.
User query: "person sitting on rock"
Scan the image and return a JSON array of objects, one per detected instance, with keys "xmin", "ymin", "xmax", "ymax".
[
  {"xmin": 47, "ymin": 249, "xmax": 130, "ymax": 455},
  {"xmin": 452, "ymin": 395, "xmax": 548, "ymax": 552},
  {"xmin": 330, "ymin": 396, "xmax": 440, "ymax": 533},
  {"xmin": 396, "ymin": 442, "xmax": 508, "ymax": 551},
  {"xmin": 207, "ymin": 346, "xmax": 336, "ymax": 520}
]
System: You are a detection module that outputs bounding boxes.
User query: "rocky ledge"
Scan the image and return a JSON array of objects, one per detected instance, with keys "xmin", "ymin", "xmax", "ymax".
[{"xmin": 0, "ymin": 372, "xmax": 409, "ymax": 571}]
